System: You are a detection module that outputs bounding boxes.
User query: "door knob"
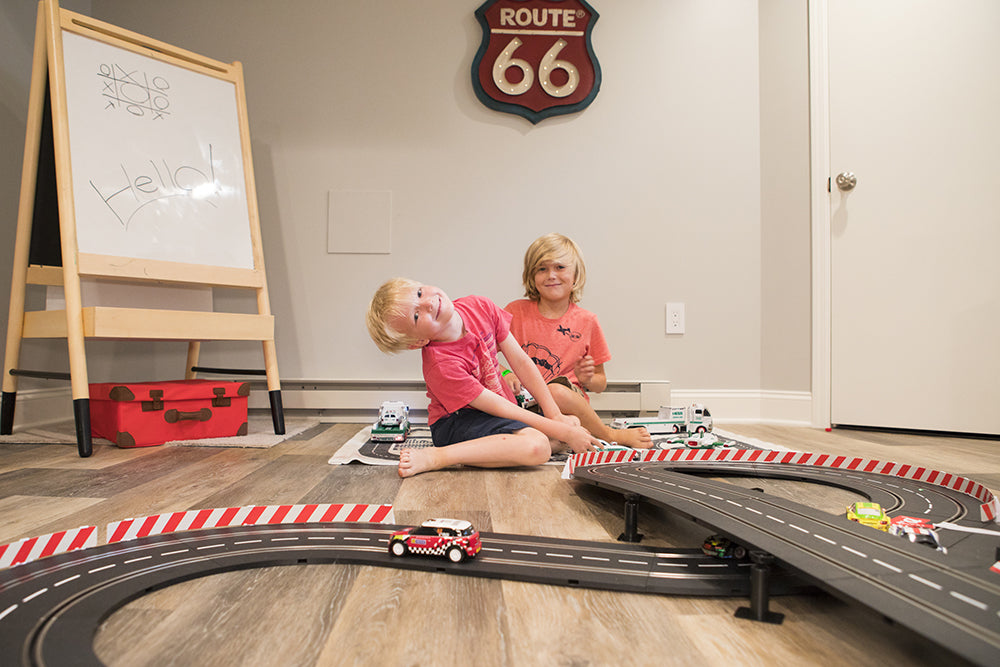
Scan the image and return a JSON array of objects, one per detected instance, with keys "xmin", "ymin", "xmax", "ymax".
[{"xmin": 836, "ymin": 172, "xmax": 857, "ymax": 192}]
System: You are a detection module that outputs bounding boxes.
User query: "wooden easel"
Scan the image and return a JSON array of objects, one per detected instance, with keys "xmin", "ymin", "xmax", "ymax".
[{"xmin": 1, "ymin": 0, "xmax": 284, "ymax": 457}]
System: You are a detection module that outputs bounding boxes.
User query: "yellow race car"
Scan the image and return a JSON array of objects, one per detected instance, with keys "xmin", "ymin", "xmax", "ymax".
[{"xmin": 846, "ymin": 501, "xmax": 890, "ymax": 531}]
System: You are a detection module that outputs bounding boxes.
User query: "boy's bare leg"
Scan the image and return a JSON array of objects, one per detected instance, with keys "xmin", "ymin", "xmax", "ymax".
[
  {"xmin": 549, "ymin": 383, "xmax": 653, "ymax": 449},
  {"xmin": 398, "ymin": 427, "xmax": 551, "ymax": 478}
]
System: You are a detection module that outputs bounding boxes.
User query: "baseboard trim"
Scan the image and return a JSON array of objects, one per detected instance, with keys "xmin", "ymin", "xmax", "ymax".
[
  {"xmin": 7, "ymin": 387, "xmax": 74, "ymax": 430},
  {"xmin": 672, "ymin": 389, "xmax": 812, "ymax": 426},
  {"xmin": 5, "ymin": 383, "xmax": 812, "ymax": 430},
  {"xmin": 247, "ymin": 381, "xmax": 811, "ymax": 427}
]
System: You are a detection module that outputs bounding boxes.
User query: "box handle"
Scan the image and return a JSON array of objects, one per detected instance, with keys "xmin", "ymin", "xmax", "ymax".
[{"xmin": 164, "ymin": 408, "xmax": 212, "ymax": 423}]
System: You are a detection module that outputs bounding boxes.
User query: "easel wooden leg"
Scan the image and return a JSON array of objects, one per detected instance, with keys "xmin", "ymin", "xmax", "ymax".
[
  {"xmin": 0, "ymin": 393, "xmax": 14, "ymax": 435},
  {"xmin": 185, "ymin": 342, "xmax": 201, "ymax": 379},
  {"xmin": 262, "ymin": 339, "xmax": 284, "ymax": 435}
]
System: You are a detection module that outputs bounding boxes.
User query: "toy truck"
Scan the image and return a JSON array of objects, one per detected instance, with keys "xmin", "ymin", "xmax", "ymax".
[
  {"xmin": 371, "ymin": 401, "xmax": 411, "ymax": 442},
  {"xmin": 611, "ymin": 403, "xmax": 713, "ymax": 435}
]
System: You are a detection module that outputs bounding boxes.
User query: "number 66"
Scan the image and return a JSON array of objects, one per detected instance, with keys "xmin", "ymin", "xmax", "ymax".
[{"xmin": 492, "ymin": 38, "xmax": 580, "ymax": 99}]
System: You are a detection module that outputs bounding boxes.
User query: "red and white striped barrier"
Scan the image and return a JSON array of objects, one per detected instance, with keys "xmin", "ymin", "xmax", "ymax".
[
  {"xmin": 566, "ymin": 449, "xmax": 638, "ymax": 475},
  {"xmin": 570, "ymin": 447, "xmax": 1000, "ymax": 523},
  {"xmin": 107, "ymin": 503, "xmax": 395, "ymax": 543},
  {"xmin": 0, "ymin": 526, "xmax": 97, "ymax": 570}
]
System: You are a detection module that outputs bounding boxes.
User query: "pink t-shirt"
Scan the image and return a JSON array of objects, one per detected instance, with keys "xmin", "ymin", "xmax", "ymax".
[
  {"xmin": 422, "ymin": 295, "xmax": 517, "ymax": 425},
  {"xmin": 504, "ymin": 299, "xmax": 611, "ymax": 395}
]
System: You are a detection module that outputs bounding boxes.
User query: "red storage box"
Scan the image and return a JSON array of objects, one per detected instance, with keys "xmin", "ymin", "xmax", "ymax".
[{"xmin": 89, "ymin": 380, "xmax": 250, "ymax": 448}]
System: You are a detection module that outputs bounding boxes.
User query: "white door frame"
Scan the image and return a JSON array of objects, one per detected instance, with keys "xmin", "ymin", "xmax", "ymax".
[{"xmin": 808, "ymin": 0, "xmax": 832, "ymax": 428}]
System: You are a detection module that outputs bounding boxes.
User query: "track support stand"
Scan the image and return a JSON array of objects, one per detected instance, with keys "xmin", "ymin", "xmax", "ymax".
[
  {"xmin": 735, "ymin": 550, "xmax": 784, "ymax": 624},
  {"xmin": 618, "ymin": 493, "xmax": 643, "ymax": 543}
]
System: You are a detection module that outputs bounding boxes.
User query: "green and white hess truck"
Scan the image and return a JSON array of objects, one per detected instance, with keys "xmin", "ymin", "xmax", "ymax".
[
  {"xmin": 371, "ymin": 401, "xmax": 412, "ymax": 442},
  {"xmin": 611, "ymin": 403, "xmax": 713, "ymax": 436}
]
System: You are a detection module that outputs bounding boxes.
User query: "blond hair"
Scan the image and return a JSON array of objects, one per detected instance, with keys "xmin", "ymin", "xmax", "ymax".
[
  {"xmin": 366, "ymin": 277, "xmax": 421, "ymax": 354},
  {"xmin": 522, "ymin": 233, "xmax": 586, "ymax": 303}
]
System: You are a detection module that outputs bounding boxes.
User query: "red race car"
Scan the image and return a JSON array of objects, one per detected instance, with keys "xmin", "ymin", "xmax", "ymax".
[
  {"xmin": 387, "ymin": 518, "xmax": 482, "ymax": 562},
  {"xmin": 889, "ymin": 515, "xmax": 946, "ymax": 553}
]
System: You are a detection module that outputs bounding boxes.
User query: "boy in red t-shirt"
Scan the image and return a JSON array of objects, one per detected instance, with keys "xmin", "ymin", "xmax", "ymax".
[
  {"xmin": 504, "ymin": 234, "xmax": 652, "ymax": 449},
  {"xmin": 366, "ymin": 278, "xmax": 600, "ymax": 478}
]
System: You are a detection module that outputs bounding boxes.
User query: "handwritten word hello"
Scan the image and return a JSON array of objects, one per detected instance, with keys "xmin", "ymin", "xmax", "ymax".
[{"xmin": 88, "ymin": 145, "xmax": 221, "ymax": 230}]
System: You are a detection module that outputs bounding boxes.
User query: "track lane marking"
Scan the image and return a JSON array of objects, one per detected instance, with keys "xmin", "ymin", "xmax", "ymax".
[
  {"xmin": 21, "ymin": 588, "xmax": 47, "ymax": 603},
  {"xmin": 873, "ymin": 559, "xmax": 902, "ymax": 573},
  {"xmin": 908, "ymin": 574, "xmax": 942, "ymax": 591},
  {"xmin": 54, "ymin": 575, "xmax": 81, "ymax": 587},
  {"xmin": 950, "ymin": 591, "xmax": 988, "ymax": 611}
]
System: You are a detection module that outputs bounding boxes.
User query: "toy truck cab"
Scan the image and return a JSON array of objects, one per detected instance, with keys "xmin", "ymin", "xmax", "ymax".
[
  {"xmin": 378, "ymin": 401, "xmax": 407, "ymax": 426},
  {"xmin": 686, "ymin": 403, "xmax": 712, "ymax": 433}
]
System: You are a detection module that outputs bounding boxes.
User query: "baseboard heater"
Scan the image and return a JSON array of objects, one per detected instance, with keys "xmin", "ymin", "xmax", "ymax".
[{"xmin": 245, "ymin": 379, "xmax": 670, "ymax": 420}]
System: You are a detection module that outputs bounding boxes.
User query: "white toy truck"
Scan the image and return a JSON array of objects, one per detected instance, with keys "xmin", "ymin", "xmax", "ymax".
[
  {"xmin": 372, "ymin": 401, "xmax": 411, "ymax": 442},
  {"xmin": 611, "ymin": 403, "xmax": 713, "ymax": 435}
]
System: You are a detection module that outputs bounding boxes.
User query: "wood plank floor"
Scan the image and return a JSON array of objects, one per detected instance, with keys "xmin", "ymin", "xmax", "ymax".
[{"xmin": 2, "ymin": 419, "xmax": 998, "ymax": 666}]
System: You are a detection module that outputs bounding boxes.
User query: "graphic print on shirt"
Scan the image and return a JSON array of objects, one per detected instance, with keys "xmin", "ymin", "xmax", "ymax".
[
  {"xmin": 476, "ymin": 332, "xmax": 506, "ymax": 397},
  {"xmin": 524, "ymin": 342, "xmax": 562, "ymax": 381},
  {"xmin": 556, "ymin": 325, "xmax": 582, "ymax": 341}
]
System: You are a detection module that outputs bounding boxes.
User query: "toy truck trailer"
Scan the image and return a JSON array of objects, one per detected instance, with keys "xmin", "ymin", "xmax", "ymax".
[
  {"xmin": 372, "ymin": 401, "xmax": 411, "ymax": 442},
  {"xmin": 611, "ymin": 403, "xmax": 713, "ymax": 435}
]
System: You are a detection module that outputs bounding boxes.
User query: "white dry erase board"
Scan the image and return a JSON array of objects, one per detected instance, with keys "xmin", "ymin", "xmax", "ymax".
[{"xmin": 62, "ymin": 30, "xmax": 254, "ymax": 270}]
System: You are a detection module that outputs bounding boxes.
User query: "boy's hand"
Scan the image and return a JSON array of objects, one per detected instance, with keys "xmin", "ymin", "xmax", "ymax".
[
  {"xmin": 574, "ymin": 354, "xmax": 596, "ymax": 389},
  {"xmin": 560, "ymin": 420, "xmax": 602, "ymax": 454},
  {"xmin": 502, "ymin": 370, "xmax": 522, "ymax": 394}
]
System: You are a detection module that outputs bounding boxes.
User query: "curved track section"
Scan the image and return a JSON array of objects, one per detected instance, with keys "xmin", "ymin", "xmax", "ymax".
[
  {"xmin": 572, "ymin": 459, "xmax": 1000, "ymax": 666},
  {"xmin": 0, "ymin": 523, "xmax": 807, "ymax": 667}
]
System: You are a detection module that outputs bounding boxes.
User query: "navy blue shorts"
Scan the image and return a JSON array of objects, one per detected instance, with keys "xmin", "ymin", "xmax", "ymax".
[{"xmin": 430, "ymin": 408, "xmax": 530, "ymax": 447}]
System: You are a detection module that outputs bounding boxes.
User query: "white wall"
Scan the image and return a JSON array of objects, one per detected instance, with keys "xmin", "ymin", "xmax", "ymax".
[
  {"xmin": 759, "ymin": 0, "xmax": 811, "ymax": 392},
  {"xmin": 1, "ymin": 1, "xmax": 812, "ymax": 419}
]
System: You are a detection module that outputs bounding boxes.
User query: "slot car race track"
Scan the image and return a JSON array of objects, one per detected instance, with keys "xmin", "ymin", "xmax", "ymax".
[
  {"xmin": 571, "ymin": 457, "xmax": 1000, "ymax": 666},
  {"xmin": 2, "ymin": 452, "xmax": 998, "ymax": 666},
  {"xmin": 0, "ymin": 523, "xmax": 809, "ymax": 667}
]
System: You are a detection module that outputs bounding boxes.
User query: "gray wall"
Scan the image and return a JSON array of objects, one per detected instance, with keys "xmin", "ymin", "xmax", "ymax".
[{"xmin": 0, "ymin": 1, "xmax": 810, "ymax": 401}]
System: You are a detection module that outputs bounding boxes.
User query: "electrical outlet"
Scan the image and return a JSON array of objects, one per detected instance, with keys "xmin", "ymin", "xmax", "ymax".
[{"xmin": 665, "ymin": 303, "xmax": 685, "ymax": 335}]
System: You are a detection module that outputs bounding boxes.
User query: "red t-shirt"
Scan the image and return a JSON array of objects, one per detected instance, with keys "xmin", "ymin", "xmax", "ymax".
[
  {"xmin": 504, "ymin": 299, "xmax": 611, "ymax": 395},
  {"xmin": 422, "ymin": 295, "xmax": 517, "ymax": 425}
]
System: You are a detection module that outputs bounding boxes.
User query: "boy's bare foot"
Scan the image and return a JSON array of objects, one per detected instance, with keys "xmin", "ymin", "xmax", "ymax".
[
  {"xmin": 398, "ymin": 448, "xmax": 438, "ymax": 478},
  {"xmin": 610, "ymin": 426, "xmax": 653, "ymax": 449}
]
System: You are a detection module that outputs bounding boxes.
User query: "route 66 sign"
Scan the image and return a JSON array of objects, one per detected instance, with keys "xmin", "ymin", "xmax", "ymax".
[{"xmin": 472, "ymin": 0, "xmax": 601, "ymax": 124}]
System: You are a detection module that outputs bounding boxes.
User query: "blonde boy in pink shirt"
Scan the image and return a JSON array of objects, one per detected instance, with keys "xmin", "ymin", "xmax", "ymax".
[{"xmin": 504, "ymin": 234, "xmax": 652, "ymax": 449}]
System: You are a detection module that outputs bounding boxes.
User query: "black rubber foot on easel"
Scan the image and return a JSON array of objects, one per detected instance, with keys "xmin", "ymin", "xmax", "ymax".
[
  {"xmin": 1, "ymin": 391, "xmax": 15, "ymax": 435},
  {"xmin": 735, "ymin": 551, "xmax": 784, "ymax": 624},
  {"xmin": 269, "ymin": 389, "xmax": 285, "ymax": 435},
  {"xmin": 618, "ymin": 494, "xmax": 644, "ymax": 543},
  {"xmin": 73, "ymin": 398, "xmax": 92, "ymax": 458}
]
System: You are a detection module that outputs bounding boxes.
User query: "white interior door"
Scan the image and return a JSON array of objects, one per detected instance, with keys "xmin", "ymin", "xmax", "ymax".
[{"xmin": 829, "ymin": 1, "xmax": 1000, "ymax": 434}]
